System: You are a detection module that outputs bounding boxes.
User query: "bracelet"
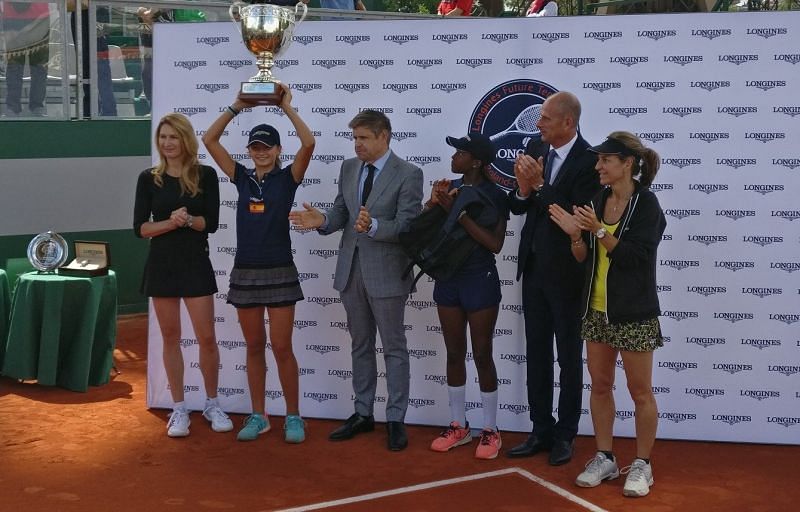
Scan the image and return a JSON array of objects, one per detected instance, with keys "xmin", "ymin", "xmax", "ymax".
[
  {"xmin": 571, "ymin": 237, "xmax": 583, "ymax": 246},
  {"xmin": 458, "ymin": 210, "xmax": 468, "ymax": 221},
  {"xmin": 186, "ymin": 215, "xmax": 194, "ymax": 229},
  {"xmin": 226, "ymin": 105, "xmax": 240, "ymax": 116}
]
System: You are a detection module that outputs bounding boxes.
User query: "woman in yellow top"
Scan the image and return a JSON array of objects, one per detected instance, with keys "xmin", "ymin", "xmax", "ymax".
[{"xmin": 549, "ymin": 131, "xmax": 666, "ymax": 498}]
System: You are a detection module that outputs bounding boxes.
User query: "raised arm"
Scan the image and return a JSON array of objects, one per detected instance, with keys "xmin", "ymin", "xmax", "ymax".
[
  {"xmin": 202, "ymin": 95, "xmax": 249, "ymax": 179},
  {"xmin": 280, "ymin": 84, "xmax": 316, "ymax": 183}
]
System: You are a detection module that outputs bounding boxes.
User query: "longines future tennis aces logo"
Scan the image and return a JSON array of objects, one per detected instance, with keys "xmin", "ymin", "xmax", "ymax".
[{"xmin": 469, "ymin": 79, "xmax": 559, "ymax": 191}]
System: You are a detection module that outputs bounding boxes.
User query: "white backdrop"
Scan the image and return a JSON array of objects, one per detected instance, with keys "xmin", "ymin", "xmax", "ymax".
[{"xmin": 148, "ymin": 12, "xmax": 799, "ymax": 444}]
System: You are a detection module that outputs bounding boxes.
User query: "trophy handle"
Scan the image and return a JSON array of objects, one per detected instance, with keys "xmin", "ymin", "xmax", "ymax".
[{"xmin": 295, "ymin": 2, "xmax": 308, "ymax": 24}]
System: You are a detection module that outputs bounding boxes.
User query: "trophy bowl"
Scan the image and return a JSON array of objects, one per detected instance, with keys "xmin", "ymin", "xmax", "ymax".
[
  {"xmin": 230, "ymin": 2, "xmax": 307, "ymax": 105},
  {"xmin": 27, "ymin": 231, "xmax": 69, "ymax": 272}
]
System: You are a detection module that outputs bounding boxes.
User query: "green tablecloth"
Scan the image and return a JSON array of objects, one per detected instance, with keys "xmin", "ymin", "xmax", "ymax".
[
  {"xmin": 0, "ymin": 270, "xmax": 9, "ymax": 361},
  {"xmin": 1, "ymin": 270, "xmax": 118, "ymax": 392}
]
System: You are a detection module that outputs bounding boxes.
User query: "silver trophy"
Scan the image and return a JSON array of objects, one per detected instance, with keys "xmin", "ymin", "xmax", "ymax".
[
  {"xmin": 27, "ymin": 231, "xmax": 69, "ymax": 272},
  {"xmin": 229, "ymin": 2, "xmax": 308, "ymax": 105}
]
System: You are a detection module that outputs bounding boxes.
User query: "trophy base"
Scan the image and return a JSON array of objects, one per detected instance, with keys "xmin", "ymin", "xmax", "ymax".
[{"xmin": 240, "ymin": 81, "xmax": 284, "ymax": 105}]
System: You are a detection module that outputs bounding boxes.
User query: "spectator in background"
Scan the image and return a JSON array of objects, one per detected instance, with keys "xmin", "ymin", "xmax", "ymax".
[
  {"xmin": 318, "ymin": 0, "xmax": 364, "ymax": 20},
  {"xmin": 67, "ymin": 0, "xmax": 117, "ymax": 116},
  {"xmin": 438, "ymin": 0, "xmax": 472, "ymax": 16},
  {"xmin": 526, "ymin": 0, "xmax": 557, "ymax": 16},
  {"xmin": 2, "ymin": 1, "xmax": 50, "ymax": 117},
  {"xmin": 136, "ymin": 6, "xmax": 173, "ymax": 113}
]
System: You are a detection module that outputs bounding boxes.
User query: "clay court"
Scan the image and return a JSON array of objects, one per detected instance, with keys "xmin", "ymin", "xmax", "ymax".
[{"xmin": 1, "ymin": 314, "xmax": 797, "ymax": 512}]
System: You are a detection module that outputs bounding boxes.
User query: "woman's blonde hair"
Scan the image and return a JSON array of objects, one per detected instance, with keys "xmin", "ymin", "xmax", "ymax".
[
  {"xmin": 606, "ymin": 131, "xmax": 660, "ymax": 187},
  {"xmin": 152, "ymin": 113, "xmax": 202, "ymax": 197}
]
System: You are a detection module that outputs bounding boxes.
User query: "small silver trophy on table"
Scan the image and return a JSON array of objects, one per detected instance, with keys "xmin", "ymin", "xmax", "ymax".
[
  {"xmin": 229, "ymin": 2, "xmax": 308, "ymax": 105},
  {"xmin": 27, "ymin": 231, "xmax": 69, "ymax": 273}
]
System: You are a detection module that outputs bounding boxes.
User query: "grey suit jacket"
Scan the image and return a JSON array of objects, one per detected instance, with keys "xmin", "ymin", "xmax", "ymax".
[{"xmin": 320, "ymin": 150, "xmax": 423, "ymax": 298}]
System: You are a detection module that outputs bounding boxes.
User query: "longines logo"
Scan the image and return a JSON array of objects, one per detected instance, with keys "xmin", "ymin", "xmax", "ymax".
[
  {"xmin": 767, "ymin": 417, "xmax": 800, "ymax": 428},
  {"xmin": 772, "ymin": 210, "xmax": 800, "ymax": 221},
  {"xmin": 500, "ymin": 403, "xmax": 530, "ymax": 415},
  {"xmin": 291, "ymin": 83, "xmax": 323, "ymax": 93},
  {"xmin": 687, "ymin": 285, "xmax": 726, "ymax": 296},
  {"xmin": 218, "ymin": 387, "xmax": 245, "ymax": 398},
  {"xmin": 715, "ymin": 209, "xmax": 756, "ymax": 220},
  {"xmin": 431, "ymin": 83, "xmax": 468, "ymax": 93},
  {"xmin": 179, "ymin": 338, "xmax": 197, "ymax": 348},
  {"xmin": 328, "ymin": 369, "xmax": 353, "ymax": 380},
  {"xmin": 406, "ymin": 298, "xmax": 436, "ymax": 310},
  {"xmin": 659, "ymin": 361, "xmax": 698, "ymax": 372},
  {"xmin": 660, "ymin": 259, "xmax": 700, "ymax": 270},
  {"xmin": 691, "ymin": 28, "xmax": 731, "ymax": 39},
  {"xmin": 482, "ymin": 33, "xmax": 518, "ymax": 43},
  {"xmin": 406, "ymin": 107, "xmax": 442, "ymax": 118},
  {"xmin": 196, "ymin": 36, "xmax": 229, "ymax": 46},
  {"xmin": 330, "ymin": 321, "xmax": 349, "ymax": 331},
  {"xmin": 664, "ymin": 55, "xmax": 703, "ymax": 66},
  {"xmin": 770, "ymin": 262, "xmax": 800, "ymax": 273},
  {"xmin": 408, "ymin": 348, "xmax": 437, "ymax": 359},
  {"xmin": 769, "ymin": 314, "xmax": 800, "ymax": 325},
  {"xmin": 662, "ymin": 158, "xmax": 701, "ymax": 169},
  {"xmin": 650, "ymin": 183, "xmax": 673, "ymax": 192},
  {"xmin": 746, "ymin": 80, "xmax": 786, "ymax": 91},
  {"xmin": 393, "ymin": 131, "xmax": 418, "ymax": 142},
  {"xmin": 661, "ymin": 311, "xmax": 699, "ymax": 321},
  {"xmin": 716, "ymin": 158, "xmax": 756, "ymax": 169},
  {"xmin": 685, "ymin": 387, "xmax": 725, "ymax": 398},
  {"xmin": 690, "ymin": 132, "xmax": 729, "ymax": 143},
  {"xmin": 335, "ymin": 83, "xmax": 369, "ymax": 93},
  {"xmin": 217, "ymin": 246, "xmax": 237, "ymax": 256},
  {"xmin": 196, "ymin": 130, "xmax": 228, "ymax": 137},
  {"xmin": 335, "ymin": 35, "xmax": 370, "ymax": 45},
  {"xmin": 659, "ymin": 412, "xmax": 696, "ymax": 424},
  {"xmin": 493, "ymin": 328, "xmax": 513, "ymax": 338},
  {"xmin": 532, "ymin": 32, "xmax": 570, "ymax": 42},
  {"xmin": 636, "ymin": 81, "xmax": 676, "ymax": 92},
  {"xmin": 745, "ymin": 132, "xmax": 785, "ymax": 143},
  {"xmin": 774, "ymin": 53, "xmax": 800, "ymax": 64},
  {"xmin": 221, "ymin": 200, "xmax": 237, "ymax": 211},
  {"xmin": 638, "ymin": 132, "xmax": 674, "ymax": 143},
  {"xmin": 713, "ymin": 414, "xmax": 751, "ymax": 425},
  {"xmin": 407, "ymin": 59, "xmax": 443, "ymax": 69},
  {"xmin": 384, "ymin": 34, "xmax": 418, "ymax": 45},
  {"xmin": 213, "ymin": 270, "xmax": 227, "ymax": 277},
  {"xmin": 307, "ymin": 296, "xmax": 341, "ymax": 307},
  {"xmin": 215, "ymin": 292, "xmax": 228, "ymax": 301},
  {"xmin": 558, "ymin": 57, "xmax": 595, "ymax": 68},
  {"xmin": 689, "ymin": 183, "xmax": 727, "ymax": 194},
  {"xmin": 652, "ymin": 386, "xmax": 671, "ymax": 394},
  {"xmin": 173, "ymin": 106, "xmax": 206, "ymax": 116},
  {"xmin": 334, "ymin": 130, "xmax": 353, "ymax": 140},
  {"xmin": 309, "ymin": 201, "xmax": 334, "ymax": 210},
  {"xmin": 713, "ymin": 312, "xmax": 754, "ymax": 323},
  {"xmin": 432, "ymin": 33, "xmax": 468, "ymax": 44},
  {"xmin": 174, "ymin": 60, "xmax": 206, "ymax": 71},
  {"xmin": 690, "ymin": 81, "xmax": 730, "ymax": 91},
  {"xmin": 615, "ymin": 410, "xmax": 635, "ymax": 421},
  {"xmin": 718, "ymin": 106, "xmax": 757, "ymax": 117},
  {"xmin": 774, "ymin": 106, "xmax": 800, "ymax": 117},
  {"xmin": 719, "ymin": 54, "xmax": 758, "ymax": 65},
  {"xmin": 265, "ymin": 390, "xmax": 284, "ymax": 400},
  {"xmin": 304, "ymin": 392, "xmax": 337, "ymax": 403},
  {"xmin": 508, "ymin": 57, "xmax": 543, "ymax": 68},
  {"xmin": 311, "ymin": 107, "xmax": 345, "ymax": 117},
  {"xmin": 424, "ymin": 374, "xmax": 447, "ymax": 386},
  {"xmin": 408, "ymin": 398, "xmax": 436, "ymax": 408},
  {"xmin": 312, "ymin": 59, "xmax": 346, "ymax": 69},
  {"xmin": 306, "ymin": 344, "xmax": 339, "ymax": 355},
  {"xmin": 657, "ymin": 285, "xmax": 672, "ymax": 292},
  {"xmin": 383, "ymin": 83, "xmax": 418, "ymax": 93},
  {"xmin": 309, "ymin": 249, "xmax": 338, "ymax": 260},
  {"xmin": 294, "ymin": 320, "xmax": 317, "ymax": 330},
  {"xmin": 500, "ymin": 353, "xmax": 527, "ymax": 364},
  {"xmin": 406, "ymin": 155, "xmax": 441, "ymax": 166},
  {"xmin": 292, "ymin": 35, "xmax": 322, "ymax": 45},
  {"xmin": 273, "ymin": 59, "xmax": 298, "ymax": 70},
  {"xmin": 664, "ymin": 208, "xmax": 700, "ymax": 219},
  {"xmin": 686, "ymin": 337, "xmax": 726, "ymax": 348},
  {"xmin": 586, "ymin": 31, "xmax": 623, "ymax": 42},
  {"xmin": 360, "ymin": 59, "xmax": 394, "ymax": 69},
  {"xmin": 610, "ymin": 56, "xmax": 648, "ymax": 66},
  {"xmin": 713, "ymin": 363, "xmax": 752, "ymax": 374},
  {"xmin": 772, "ymin": 158, "xmax": 800, "ymax": 169},
  {"xmin": 311, "ymin": 154, "xmax": 345, "ymax": 164},
  {"xmin": 465, "ymin": 401, "xmax": 484, "ymax": 411},
  {"xmin": 457, "ymin": 58, "xmax": 493, "ymax": 68},
  {"xmin": 263, "ymin": 106, "xmax": 287, "ymax": 116},
  {"xmin": 741, "ymin": 338, "xmax": 780, "ymax": 350},
  {"xmin": 742, "ymin": 236, "xmax": 782, "ymax": 247},
  {"xmin": 360, "ymin": 107, "xmax": 394, "ymax": 113},
  {"xmin": 501, "ymin": 304, "xmax": 524, "ymax": 315},
  {"xmin": 300, "ymin": 177, "xmax": 321, "ymax": 188},
  {"xmin": 288, "ymin": 130, "xmax": 321, "ymax": 138},
  {"xmin": 502, "ymin": 255, "xmax": 518, "ymax": 262},
  {"xmin": 768, "ymin": 364, "xmax": 800, "ymax": 376},
  {"xmin": 638, "ymin": 29, "xmax": 677, "ymax": 40},
  {"xmin": 609, "ymin": 107, "xmax": 647, "ymax": 118},
  {"xmin": 663, "ymin": 106, "xmax": 701, "ymax": 117},
  {"xmin": 196, "ymin": 83, "xmax": 228, "ymax": 93},
  {"xmin": 741, "ymin": 390, "xmax": 780, "ymax": 401},
  {"xmin": 714, "ymin": 260, "xmax": 754, "ymax": 272},
  {"xmin": 218, "ymin": 339, "xmax": 246, "ymax": 350},
  {"xmin": 746, "ymin": 27, "xmax": 788, "ymax": 38},
  {"xmin": 583, "ymin": 82, "xmax": 621, "ymax": 93}
]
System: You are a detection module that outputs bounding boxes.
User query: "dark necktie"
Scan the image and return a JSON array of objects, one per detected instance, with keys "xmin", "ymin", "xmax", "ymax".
[
  {"xmin": 543, "ymin": 149, "xmax": 557, "ymax": 185},
  {"xmin": 361, "ymin": 164, "xmax": 376, "ymax": 206}
]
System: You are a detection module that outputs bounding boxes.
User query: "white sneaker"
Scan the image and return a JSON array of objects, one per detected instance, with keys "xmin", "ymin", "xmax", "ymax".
[
  {"xmin": 622, "ymin": 459, "xmax": 654, "ymax": 497},
  {"xmin": 576, "ymin": 452, "xmax": 620, "ymax": 487},
  {"xmin": 167, "ymin": 410, "xmax": 190, "ymax": 437},
  {"xmin": 203, "ymin": 405, "xmax": 234, "ymax": 432}
]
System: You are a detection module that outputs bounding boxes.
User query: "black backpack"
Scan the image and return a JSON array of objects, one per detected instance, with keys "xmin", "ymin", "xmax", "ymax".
[{"xmin": 399, "ymin": 184, "xmax": 499, "ymax": 286}]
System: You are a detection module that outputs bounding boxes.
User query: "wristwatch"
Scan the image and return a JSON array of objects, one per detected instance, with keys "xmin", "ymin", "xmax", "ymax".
[{"xmin": 595, "ymin": 227, "xmax": 607, "ymax": 239}]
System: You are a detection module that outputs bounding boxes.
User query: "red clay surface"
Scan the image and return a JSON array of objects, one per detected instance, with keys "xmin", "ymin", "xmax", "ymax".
[{"xmin": 0, "ymin": 313, "xmax": 797, "ymax": 512}]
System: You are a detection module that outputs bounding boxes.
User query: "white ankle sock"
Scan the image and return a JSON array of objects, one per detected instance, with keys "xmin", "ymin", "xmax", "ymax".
[
  {"xmin": 480, "ymin": 390, "xmax": 498, "ymax": 431},
  {"xmin": 447, "ymin": 385, "xmax": 466, "ymax": 426}
]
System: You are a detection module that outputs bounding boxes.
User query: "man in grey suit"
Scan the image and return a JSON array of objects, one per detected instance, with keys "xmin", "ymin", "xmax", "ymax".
[{"xmin": 289, "ymin": 110, "xmax": 423, "ymax": 451}]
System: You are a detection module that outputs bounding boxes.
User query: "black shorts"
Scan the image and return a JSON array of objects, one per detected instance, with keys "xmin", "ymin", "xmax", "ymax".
[{"xmin": 433, "ymin": 265, "xmax": 501, "ymax": 313}]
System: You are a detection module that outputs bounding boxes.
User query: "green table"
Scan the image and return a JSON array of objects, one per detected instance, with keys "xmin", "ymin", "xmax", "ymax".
[
  {"xmin": 0, "ymin": 270, "xmax": 9, "ymax": 362},
  {"xmin": 1, "ymin": 271, "xmax": 117, "ymax": 392}
]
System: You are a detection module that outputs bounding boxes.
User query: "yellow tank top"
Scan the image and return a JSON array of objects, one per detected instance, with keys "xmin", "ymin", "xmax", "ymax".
[{"xmin": 589, "ymin": 220, "xmax": 619, "ymax": 312}]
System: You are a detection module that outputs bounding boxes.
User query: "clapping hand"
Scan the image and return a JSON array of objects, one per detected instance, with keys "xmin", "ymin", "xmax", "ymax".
[
  {"xmin": 288, "ymin": 203, "xmax": 324, "ymax": 229},
  {"xmin": 427, "ymin": 179, "xmax": 450, "ymax": 206},
  {"xmin": 434, "ymin": 185, "xmax": 458, "ymax": 212},
  {"xmin": 514, "ymin": 153, "xmax": 545, "ymax": 197},
  {"xmin": 354, "ymin": 206, "xmax": 372, "ymax": 233},
  {"xmin": 573, "ymin": 205, "xmax": 602, "ymax": 233},
  {"xmin": 548, "ymin": 204, "xmax": 582, "ymax": 240}
]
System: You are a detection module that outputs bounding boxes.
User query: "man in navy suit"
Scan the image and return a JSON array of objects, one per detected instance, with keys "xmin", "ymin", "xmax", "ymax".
[{"xmin": 506, "ymin": 91, "xmax": 600, "ymax": 465}]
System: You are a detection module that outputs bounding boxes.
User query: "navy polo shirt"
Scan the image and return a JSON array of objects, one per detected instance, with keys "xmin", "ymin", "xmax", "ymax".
[{"xmin": 232, "ymin": 161, "xmax": 299, "ymax": 266}]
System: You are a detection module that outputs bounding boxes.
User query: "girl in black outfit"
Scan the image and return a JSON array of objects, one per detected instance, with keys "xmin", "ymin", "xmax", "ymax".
[
  {"xmin": 549, "ymin": 131, "xmax": 666, "ymax": 498},
  {"xmin": 134, "ymin": 113, "xmax": 232, "ymax": 438}
]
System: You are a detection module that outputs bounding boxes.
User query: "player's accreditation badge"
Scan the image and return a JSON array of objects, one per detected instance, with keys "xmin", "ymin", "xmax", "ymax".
[{"xmin": 249, "ymin": 199, "xmax": 265, "ymax": 214}]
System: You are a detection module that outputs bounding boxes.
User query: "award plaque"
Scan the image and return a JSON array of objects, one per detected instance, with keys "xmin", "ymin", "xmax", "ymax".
[
  {"xmin": 27, "ymin": 231, "xmax": 69, "ymax": 272},
  {"xmin": 229, "ymin": 2, "xmax": 307, "ymax": 105}
]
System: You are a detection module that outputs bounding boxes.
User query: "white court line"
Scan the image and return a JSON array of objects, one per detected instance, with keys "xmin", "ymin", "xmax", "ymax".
[{"xmin": 274, "ymin": 467, "xmax": 609, "ymax": 512}]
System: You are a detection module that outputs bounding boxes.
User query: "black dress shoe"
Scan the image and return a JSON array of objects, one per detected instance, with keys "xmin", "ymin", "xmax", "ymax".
[
  {"xmin": 329, "ymin": 413, "xmax": 374, "ymax": 441},
  {"xmin": 548, "ymin": 438, "xmax": 575, "ymax": 466},
  {"xmin": 507, "ymin": 434, "xmax": 553, "ymax": 458},
  {"xmin": 386, "ymin": 421, "xmax": 408, "ymax": 451}
]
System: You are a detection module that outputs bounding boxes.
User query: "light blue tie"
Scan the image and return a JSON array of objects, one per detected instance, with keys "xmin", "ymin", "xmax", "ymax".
[{"xmin": 544, "ymin": 149, "xmax": 558, "ymax": 185}]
